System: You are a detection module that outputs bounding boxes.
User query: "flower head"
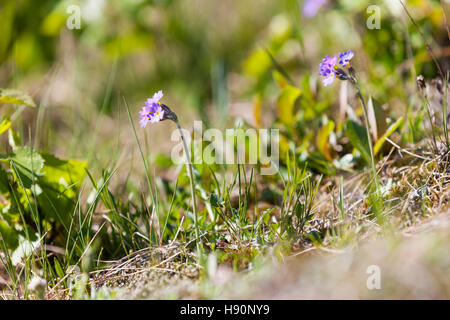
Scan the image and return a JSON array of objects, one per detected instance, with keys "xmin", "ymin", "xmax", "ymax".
[
  {"xmin": 318, "ymin": 55, "xmax": 338, "ymax": 86},
  {"xmin": 338, "ymin": 50, "xmax": 354, "ymax": 67},
  {"xmin": 139, "ymin": 90, "xmax": 165, "ymax": 127},
  {"xmin": 319, "ymin": 50, "xmax": 355, "ymax": 86}
]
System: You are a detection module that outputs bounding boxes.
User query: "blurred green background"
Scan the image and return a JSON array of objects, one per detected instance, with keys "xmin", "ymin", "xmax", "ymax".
[{"xmin": 0, "ymin": 0, "xmax": 448, "ymax": 175}]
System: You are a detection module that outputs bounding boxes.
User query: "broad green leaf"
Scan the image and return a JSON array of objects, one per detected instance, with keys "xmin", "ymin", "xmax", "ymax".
[
  {"xmin": 317, "ymin": 120, "xmax": 335, "ymax": 160},
  {"xmin": 374, "ymin": 117, "xmax": 404, "ymax": 155},
  {"xmin": 277, "ymin": 85, "xmax": 301, "ymax": 125},
  {"xmin": 37, "ymin": 154, "xmax": 88, "ymax": 224},
  {"xmin": 6, "ymin": 147, "xmax": 44, "ymax": 188},
  {"xmin": 0, "ymin": 88, "xmax": 36, "ymax": 107},
  {"xmin": 0, "ymin": 118, "xmax": 11, "ymax": 135},
  {"xmin": 346, "ymin": 120, "xmax": 371, "ymax": 164}
]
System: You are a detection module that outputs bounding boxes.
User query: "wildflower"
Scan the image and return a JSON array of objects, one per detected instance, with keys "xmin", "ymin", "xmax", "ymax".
[
  {"xmin": 318, "ymin": 55, "xmax": 338, "ymax": 86},
  {"xmin": 319, "ymin": 50, "xmax": 355, "ymax": 86},
  {"xmin": 137, "ymin": 90, "xmax": 200, "ymax": 252},
  {"xmin": 139, "ymin": 90, "xmax": 165, "ymax": 127},
  {"xmin": 303, "ymin": 0, "xmax": 328, "ymax": 18},
  {"xmin": 139, "ymin": 90, "xmax": 179, "ymax": 127},
  {"xmin": 338, "ymin": 49, "xmax": 354, "ymax": 67}
]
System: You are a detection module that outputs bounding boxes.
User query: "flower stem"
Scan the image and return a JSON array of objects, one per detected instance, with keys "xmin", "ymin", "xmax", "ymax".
[
  {"xmin": 174, "ymin": 120, "xmax": 201, "ymax": 252},
  {"xmin": 354, "ymin": 83, "xmax": 377, "ymax": 179},
  {"xmin": 353, "ymin": 81, "xmax": 384, "ymax": 221}
]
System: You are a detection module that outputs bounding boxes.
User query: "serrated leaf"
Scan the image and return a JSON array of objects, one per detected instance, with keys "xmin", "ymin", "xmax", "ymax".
[
  {"xmin": 346, "ymin": 120, "xmax": 371, "ymax": 164},
  {"xmin": 0, "ymin": 88, "xmax": 36, "ymax": 107},
  {"xmin": 277, "ymin": 85, "xmax": 301, "ymax": 125},
  {"xmin": 374, "ymin": 117, "xmax": 404, "ymax": 155}
]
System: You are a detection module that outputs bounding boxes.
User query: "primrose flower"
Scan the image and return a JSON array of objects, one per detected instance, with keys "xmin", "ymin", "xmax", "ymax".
[
  {"xmin": 338, "ymin": 50, "xmax": 354, "ymax": 67},
  {"xmin": 319, "ymin": 50, "xmax": 356, "ymax": 86},
  {"xmin": 318, "ymin": 55, "xmax": 338, "ymax": 86},
  {"xmin": 139, "ymin": 90, "xmax": 165, "ymax": 127}
]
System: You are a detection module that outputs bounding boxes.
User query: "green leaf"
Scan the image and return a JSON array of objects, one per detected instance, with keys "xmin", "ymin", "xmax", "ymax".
[
  {"xmin": 0, "ymin": 165, "xmax": 10, "ymax": 194},
  {"xmin": 0, "ymin": 88, "xmax": 36, "ymax": 107},
  {"xmin": 37, "ymin": 154, "xmax": 88, "ymax": 223},
  {"xmin": 374, "ymin": 117, "xmax": 404, "ymax": 155},
  {"xmin": 277, "ymin": 85, "xmax": 301, "ymax": 125},
  {"xmin": 210, "ymin": 193, "xmax": 225, "ymax": 208},
  {"xmin": 54, "ymin": 258, "xmax": 65, "ymax": 279},
  {"xmin": 0, "ymin": 220, "xmax": 18, "ymax": 249},
  {"xmin": 346, "ymin": 120, "xmax": 371, "ymax": 164},
  {"xmin": 0, "ymin": 118, "xmax": 11, "ymax": 135},
  {"xmin": 304, "ymin": 152, "xmax": 336, "ymax": 176},
  {"xmin": 6, "ymin": 147, "xmax": 44, "ymax": 188}
]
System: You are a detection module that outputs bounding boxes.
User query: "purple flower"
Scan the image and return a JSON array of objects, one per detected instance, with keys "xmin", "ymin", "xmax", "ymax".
[
  {"xmin": 139, "ymin": 90, "xmax": 165, "ymax": 127},
  {"xmin": 303, "ymin": 0, "xmax": 328, "ymax": 18},
  {"xmin": 338, "ymin": 50, "xmax": 354, "ymax": 67},
  {"xmin": 318, "ymin": 55, "xmax": 337, "ymax": 86}
]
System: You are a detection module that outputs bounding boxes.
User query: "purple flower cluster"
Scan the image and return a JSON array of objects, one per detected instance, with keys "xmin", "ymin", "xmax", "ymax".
[
  {"xmin": 139, "ymin": 90, "xmax": 165, "ymax": 127},
  {"xmin": 318, "ymin": 50, "xmax": 354, "ymax": 86}
]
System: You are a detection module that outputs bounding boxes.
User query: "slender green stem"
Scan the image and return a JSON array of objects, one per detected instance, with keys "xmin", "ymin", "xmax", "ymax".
[
  {"xmin": 354, "ymin": 82, "xmax": 378, "ymax": 183},
  {"xmin": 174, "ymin": 121, "xmax": 201, "ymax": 252},
  {"xmin": 353, "ymin": 81, "xmax": 384, "ymax": 223}
]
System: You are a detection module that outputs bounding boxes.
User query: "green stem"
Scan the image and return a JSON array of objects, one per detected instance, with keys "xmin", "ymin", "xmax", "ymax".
[
  {"xmin": 174, "ymin": 121, "xmax": 201, "ymax": 252},
  {"xmin": 354, "ymin": 82, "xmax": 378, "ymax": 184},
  {"xmin": 353, "ymin": 81, "xmax": 384, "ymax": 223}
]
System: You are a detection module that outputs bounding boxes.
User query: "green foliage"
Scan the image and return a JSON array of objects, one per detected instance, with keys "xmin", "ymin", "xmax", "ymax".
[
  {"xmin": 0, "ymin": 147, "xmax": 87, "ymax": 256},
  {"xmin": 346, "ymin": 119, "xmax": 371, "ymax": 165}
]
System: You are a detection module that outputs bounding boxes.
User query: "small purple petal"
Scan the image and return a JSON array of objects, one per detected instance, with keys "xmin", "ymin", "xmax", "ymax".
[{"xmin": 152, "ymin": 90, "xmax": 163, "ymax": 103}]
